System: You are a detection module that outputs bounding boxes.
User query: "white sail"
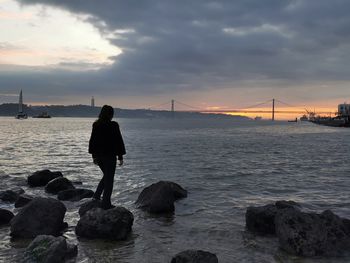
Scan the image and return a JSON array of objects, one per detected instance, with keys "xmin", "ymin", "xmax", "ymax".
[{"xmin": 19, "ymin": 90, "xmax": 23, "ymax": 113}]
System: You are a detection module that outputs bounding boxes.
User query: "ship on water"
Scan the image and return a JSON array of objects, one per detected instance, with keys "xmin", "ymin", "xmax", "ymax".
[
  {"xmin": 15, "ymin": 90, "xmax": 28, "ymax": 119},
  {"xmin": 310, "ymin": 103, "xmax": 350, "ymax": 127}
]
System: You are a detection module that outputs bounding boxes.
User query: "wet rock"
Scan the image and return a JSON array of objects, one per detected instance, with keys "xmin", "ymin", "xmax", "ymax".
[
  {"xmin": 0, "ymin": 208, "xmax": 14, "ymax": 225},
  {"xmin": 245, "ymin": 200, "xmax": 299, "ymax": 235},
  {"xmin": 78, "ymin": 199, "xmax": 103, "ymax": 217},
  {"xmin": 275, "ymin": 209, "xmax": 350, "ymax": 257},
  {"xmin": 75, "ymin": 207, "xmax": 133, "ymax": 240},
  {"xmin": 45, "ymin": 177, "xmax": 75, "ymax": 194},
  {"xmin": 11, "ymin": 197, "xmax": 66, "ymax": 238},
  {"xmin": 28, "ymin": 170, "xmax": 63, "ymax": 187},
  {"xmin": 15, "ymin": 194, "xmax": 33, "ymax": 208},
  {"xmin": 57, "ymin": 188, "xmax": 94, "ymax": 202},
  {"xmin": 171, "ymin": 250, "xmax": 218, "ymax": 263},
  {"xmin": 0, "ymin": 187, "xmax": 25, "ymax": 203},
  {"xmin": 23, "ymin": 235, "xmax": 77, "ymax": 263},
  {"xmin": 136, "ymin": 181, "xmax": 187, "ymax": 214}
]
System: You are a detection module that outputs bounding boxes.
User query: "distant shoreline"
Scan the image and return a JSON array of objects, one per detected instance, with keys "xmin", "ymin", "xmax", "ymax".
[{"xmin": 0, "ymin": 103, "xmax": 250, "ymax": 120}]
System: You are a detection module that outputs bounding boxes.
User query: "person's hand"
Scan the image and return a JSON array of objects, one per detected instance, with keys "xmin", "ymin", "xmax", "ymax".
[{"xmin": 118, "ymin": 159, "xmax": 124, "ymax": 166}]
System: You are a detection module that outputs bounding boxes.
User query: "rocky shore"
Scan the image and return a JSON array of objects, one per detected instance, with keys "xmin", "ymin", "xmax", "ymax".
[{"xmin": 0, "ymin": 169, "xmax": 349, "ymax": 262}]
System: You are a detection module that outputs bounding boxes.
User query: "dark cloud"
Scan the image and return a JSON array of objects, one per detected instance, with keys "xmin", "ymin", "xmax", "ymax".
[{"xmin": 3, "ymin": 0, "xmax": 350, "ymax": 102}]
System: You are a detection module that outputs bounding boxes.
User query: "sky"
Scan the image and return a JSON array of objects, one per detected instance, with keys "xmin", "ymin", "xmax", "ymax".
[{"xmin": 1, "ymin": 0, "xmax": 350, "ymax": 118}]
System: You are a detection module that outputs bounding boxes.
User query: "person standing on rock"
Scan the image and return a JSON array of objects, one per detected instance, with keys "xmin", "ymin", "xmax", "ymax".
[{"xmin": 88, "ymin": 105, "xmax": 126, "ymax": 209}]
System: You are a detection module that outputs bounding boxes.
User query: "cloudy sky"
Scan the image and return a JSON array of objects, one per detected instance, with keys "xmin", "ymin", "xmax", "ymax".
[{"xmin": 1, "ymin": 0, "xmax": 350, "ymax": 113}]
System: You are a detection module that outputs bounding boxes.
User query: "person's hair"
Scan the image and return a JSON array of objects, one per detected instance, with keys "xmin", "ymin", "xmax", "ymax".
[{"xmin": 98, "ymin": 105, "xmax": 114, "ymax": 122}]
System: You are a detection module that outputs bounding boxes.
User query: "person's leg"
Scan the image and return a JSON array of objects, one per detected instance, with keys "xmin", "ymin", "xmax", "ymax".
[
  {"xmin": 101, "ymin": 156, "xmax": 116, "ymax": 208},
  {"xmin": 93, "ymin": 158, "xmax": 106, "ymax": 200}
]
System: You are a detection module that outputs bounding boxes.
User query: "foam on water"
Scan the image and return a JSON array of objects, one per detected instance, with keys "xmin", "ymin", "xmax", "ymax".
[{"xmin": 0, "ymin": 117, "xmax": 349, "ymax": 262}]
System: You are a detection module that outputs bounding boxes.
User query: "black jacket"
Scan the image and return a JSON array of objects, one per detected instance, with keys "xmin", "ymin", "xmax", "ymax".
[{"xmin": 88, "ymin": 120, "xmax": 126, "ymax": 159}]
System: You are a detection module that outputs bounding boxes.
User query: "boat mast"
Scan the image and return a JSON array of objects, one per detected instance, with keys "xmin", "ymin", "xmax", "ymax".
[{"xmin": 19, "ymin": 90, "xmax": 23, "ymax": 113}]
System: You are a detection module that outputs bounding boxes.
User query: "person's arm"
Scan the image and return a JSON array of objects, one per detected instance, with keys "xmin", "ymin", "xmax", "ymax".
[
  {"xmin": 89, "ymin": 123, "xmax": 99, "ymax": 164},
  {"xmin": 114, "ymin": 122, "xmax": 126, "ymax": 165}
]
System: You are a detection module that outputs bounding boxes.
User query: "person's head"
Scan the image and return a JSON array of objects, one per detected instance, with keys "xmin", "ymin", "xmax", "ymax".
[{"xmin": 98, "ymin": 105, "xmax": 114, "ymax": 122}]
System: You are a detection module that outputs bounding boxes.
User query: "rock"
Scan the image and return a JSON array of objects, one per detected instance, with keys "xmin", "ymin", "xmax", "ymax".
[
  {"xmin": 57, "ymin": 188, "xmax": 94, "ymax": 202},
  {"xmin": 136, "ymin": 181, "xmax": 187, "ymax": 213},
  {"xmin": 28, "ymin": 170, "xmax": 63, "ymax": 187},
  {"xmin": 75, "ymin": 207, "xmax": 133, "ymax": 240},
  {"xmin": 15, "ymin": 194, "xmax": 33, "ymax": 208},
  {"xmin": 275, "ymin": 209, "xmax": 350, "ymax": 257},
  {"xmin": 45, "ymin": 177, "xmax": 75, "ymax": 194},
  {"xmin": 23, "ymin": 235, "xmax": 77, "ymax": 263},
  {"xmin": 0, "ymin": 208, "xmax": 14, "ymax": 225},
  {"xmin": 11, "ymin": 197, "xmax": 66, "ymax": 238},
  {"xmin": 0, "ymin": 187, "xmax": 25, "ymax": 203},
  {"xmin": 171, "ymin": 250, "xmax": 218, "ymax": 263},
  {"xmin": 245, "ymin": 200, "xmax": 299, "ymax": 235},
  {"xmin": 78, "ymin": 199, "xmax": 103, "ymax": 217}
]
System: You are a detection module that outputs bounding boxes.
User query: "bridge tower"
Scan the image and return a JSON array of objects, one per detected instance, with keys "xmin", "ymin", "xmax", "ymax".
[
  {"xmin": 171, "ymin": 99, "xmax": 175, "ymax": 117},
  {"xmin": 272, "ymin": 98, "xmax": 275, "ymax": 121}
]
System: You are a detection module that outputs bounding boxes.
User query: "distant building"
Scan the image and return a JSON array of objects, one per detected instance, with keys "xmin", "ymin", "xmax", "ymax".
[
  {"xmin": 338, "ymin": 103, "xmax": 350, "ymax": 116},
  {"xmin": 91, "ymin": 96, "xmax": 95, "ymax": 107}
]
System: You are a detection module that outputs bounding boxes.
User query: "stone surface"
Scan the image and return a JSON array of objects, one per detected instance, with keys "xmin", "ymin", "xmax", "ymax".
[
  {"xmin": 171, "ymin": 250, "xmax": 218, "ymax": 263},
  {"xmin": 28, "ymin": 170, "xmax": 63, "ymax": 187},
  {"xmin": 245, "ymin": 200, "xmax": 299, "ymax": 235},
  {"xmin": 75, "ymin": 207, "xmax": 133, "ymax": 240},
  {"xmin": 0, "ymin": 187, "xmax": 24, "ymax": 203},
  {"xmin": 136, "ymin": 181, "xmax": 187, "ymax": 213},
  {"xmin": 0, "ymin": 208, "xmax": 14, "ymax": 225},
  {"xmin": 275, "ymin": 209, "xmax": 350, "ymax": 257},
  {"xmin": 57, "ymin": 188, "xmax": 94, "ymax": 201},
  {"xmin": 45, "ymin": 177, "xmax": 75, "ymax": 194},
  {"xmin": 11, "ymin": 197, "xmax": 66, "ymax": 238},
  {"xmin": 15, "ymin": 194, "xmax": 33, "ymax": 208},
  {"xmin": 23, "ymin": 235, "xmax": 77, "ymax": 263},
  {"xmin": 78, "ymin": 199, "xmax": 103, "ymax": 217}
]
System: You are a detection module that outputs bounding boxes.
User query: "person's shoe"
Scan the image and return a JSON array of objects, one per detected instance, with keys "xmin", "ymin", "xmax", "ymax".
[{"xmin": 102, "ymin": 204, "xmax": 115, "ymax": 210}]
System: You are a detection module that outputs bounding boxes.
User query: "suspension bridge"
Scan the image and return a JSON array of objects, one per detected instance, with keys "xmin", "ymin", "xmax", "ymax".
[{"xmin": 146, "ymin": 99, "xmax": 336, "ymax": 120}]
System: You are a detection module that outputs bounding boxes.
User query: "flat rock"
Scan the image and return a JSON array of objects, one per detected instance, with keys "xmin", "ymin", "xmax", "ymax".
[
  {"xmin": 11, "ymin": 197, "xmax": 66, "ymax": 238},
  {"xmin": 23, "ymin": 235, "xmax": 77, "ymax": 263},
  {"xmin": 171, "ymin": 250, "xmax": 218, "ymax": 263},
  {"xmin": 0, "ymin": 208, "xmax": 14, "ymax": 225},
  {"xmin": 245, "ymin": 200, "xmax": 299, "ymax": 235},
  {"xmin": 275, "ymin": 209, "xmax": 350, "ymax": 257},
  {"xmin": 0, "ymin": 187, "xmax": 25, "ymax": 203},
  {"xmin": 136, "ymin": 181, "xmax": 187, "ymax": 214},
  {"xmin": 15, "ymin": 194, "xmax": 34, "ymax": 208},
  {"xmin": 45, "ymin": 177, "xmax": 75, "ymax": 194},
  {"xmin": 57, "ymin": 188, "xmax": 94, "ymax": 202},
  {"xmin": 78, "ymin": 199, "xmax": 103, "ymax": 217},
  {"xmin": 28, "ymin": 170, "xmax": 63, "ymax": 187},
  {"xmin": 75, "ymin": 207, "xmax": 133, "ymax": 240}
]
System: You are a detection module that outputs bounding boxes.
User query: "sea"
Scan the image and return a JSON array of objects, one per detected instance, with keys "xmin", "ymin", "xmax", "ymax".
[{"xmin": 0, "ymin": 117, "xmax": 349, "ymax": 263}]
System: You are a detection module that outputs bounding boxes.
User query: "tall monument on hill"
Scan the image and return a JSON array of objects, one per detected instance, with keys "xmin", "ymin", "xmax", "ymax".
[{"xmin": 91, "ymin": 96, "xmax": 95, "ymax": 107}]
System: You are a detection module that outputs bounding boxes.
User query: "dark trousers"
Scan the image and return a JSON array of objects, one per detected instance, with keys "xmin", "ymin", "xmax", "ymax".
[{"xmin": 94, "ymin": 155, "xmax": 116, "ymax": 207}]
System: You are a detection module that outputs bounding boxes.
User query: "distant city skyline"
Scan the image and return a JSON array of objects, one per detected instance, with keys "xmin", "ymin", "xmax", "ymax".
[{"xmin": 1, "ymin": 0, "xmax": 350, "ymax": 119}]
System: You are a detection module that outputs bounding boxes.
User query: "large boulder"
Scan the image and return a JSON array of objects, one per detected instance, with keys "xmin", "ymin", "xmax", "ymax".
[
  {"xmin": 136, "ymin": 181, "xmax": 187, "ymax": 213},
  {"xmin": 75, "ymin": 207, "xmax": 133, "ymax": 240},
  {"xmin": 171, "ymin": 250, "xmax": 218, "ymax": 263},
  {"xmin": 0, "ymin": 208, "xmax": 14, "ymax": 225},
  {"xmin": 57, "ymin": 188, "xmax": 94, "ymax": 201},
  {"xmin": 45, "ymin": 177, "xmax": 75, "ymax": 194},
  {"xmin": 245, "ymin": 200, "xmax": 299, "ymax": 235},
  {"xmin": 23, "ymin": 235, "xmax": 77, "ymax": 263},
  {"xmin": 78, "ymin": 199, "xmax": 103, "ymax": 217},
  {"xmin": 275, "ymin": 209, "xmax": 350, "ymax": 257},
  {"xmin": 15, "ymin": 194, "xmax": 33, "ymax": 208},
  {"xmin": 28, "ymin": 170, "xmax": 63, "ymax": 187},
  {"xmin": 11, "ymin": 197, "xmax": 66, "ymax": 238},
  {"xmin": 0, "ymin": 187, "xmax": 25, "ymax": 203}
]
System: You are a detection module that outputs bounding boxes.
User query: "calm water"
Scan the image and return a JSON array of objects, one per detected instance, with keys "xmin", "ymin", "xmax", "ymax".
[{"xmin": 0, "ymin": 117, "xmax": 350, "ymax": 263}]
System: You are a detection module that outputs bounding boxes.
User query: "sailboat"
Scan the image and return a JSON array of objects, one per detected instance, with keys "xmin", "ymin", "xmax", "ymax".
[{"xmin": 15, "ymin": 90, "xmax": 28, "ymax": 119}]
